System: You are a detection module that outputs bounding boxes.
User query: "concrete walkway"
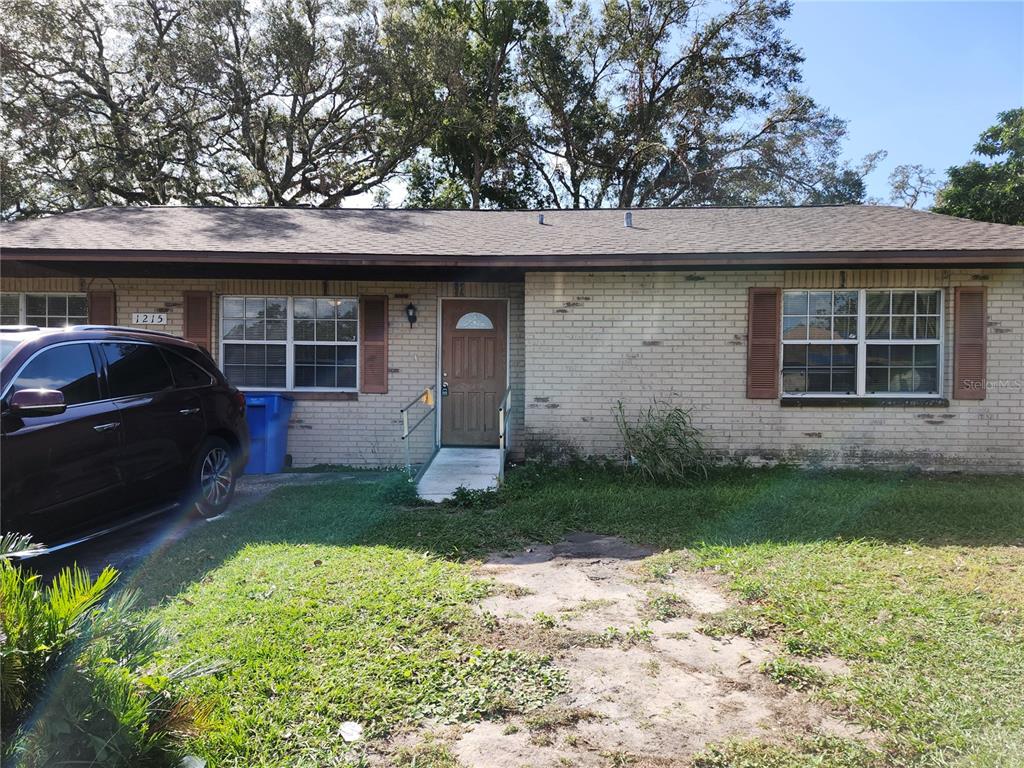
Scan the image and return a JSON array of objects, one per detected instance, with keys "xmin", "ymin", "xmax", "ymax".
[{"xmin": 416, "ymin": 448, "xmax": 502, "ymax": 502}]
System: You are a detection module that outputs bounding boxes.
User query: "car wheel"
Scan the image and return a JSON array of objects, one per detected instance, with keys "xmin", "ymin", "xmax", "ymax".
[{"xmin": 191, "ymin": 437, "xmax": 237, "ymax": 518}]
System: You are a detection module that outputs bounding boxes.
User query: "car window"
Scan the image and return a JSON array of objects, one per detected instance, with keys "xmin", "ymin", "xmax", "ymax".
[
  {"xmin": 163, "ymin": 349, "xmax": 214, "ymax": 388},
  {"xmin": 178, "ymin": 346, "xmax": 217, "ymax": 371},
  {"xmin": 10, "ymin": 343, "xmax": 100, "ymax": 406},
  {"xmin": 101, "ymin": 342, "xmax": 174, "ymax": 398}
]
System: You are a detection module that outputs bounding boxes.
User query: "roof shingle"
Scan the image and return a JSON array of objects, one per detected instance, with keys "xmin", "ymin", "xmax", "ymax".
[{"xmin": 3, "ymin": 205, "xmax": 1022, "ymax": 264}]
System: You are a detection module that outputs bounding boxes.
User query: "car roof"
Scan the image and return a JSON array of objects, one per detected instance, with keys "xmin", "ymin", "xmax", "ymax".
[
  {"xmin": 0, "ymin": 325, "xmax": 199, "ymax": 350},
  {"xmin": 0, "ymin": 325, "xmax": 64, "ymax": 339}
]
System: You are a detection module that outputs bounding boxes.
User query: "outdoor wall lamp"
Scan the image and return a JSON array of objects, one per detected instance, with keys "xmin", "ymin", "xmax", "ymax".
[{"xmin": 405, "ymin": 303, "xmax": 417, "ymax": 327}]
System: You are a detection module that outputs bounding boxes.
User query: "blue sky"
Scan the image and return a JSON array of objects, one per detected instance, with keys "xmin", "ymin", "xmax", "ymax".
[{"xmin": 785, "ymin": 0, "xmax": 1024, "ymax": 206}]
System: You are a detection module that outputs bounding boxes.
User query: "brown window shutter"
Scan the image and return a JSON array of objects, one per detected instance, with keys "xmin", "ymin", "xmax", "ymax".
[
  {"xmin": 183, "ymin": 291, "xmax": 212, "ymax": 352},
  {"xmin": 954, "ymin": 286, "xmax": 986, "ymax": 400},
  {"xmin": 359, "ymin": 295, "xmax": 388, "ymax": 394},
  {"xmin": 87, "ymin": 291, "xmax": 116, "ymax": 325},
  {"xmin": 747, "ymin": 287, "xmax": 781, "ymax": 399}
]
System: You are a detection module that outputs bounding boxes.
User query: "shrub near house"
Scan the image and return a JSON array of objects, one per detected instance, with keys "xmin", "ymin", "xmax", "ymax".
[{"xmin": 0, "ymin": 539, "xmax": 213, "ymax": 768}]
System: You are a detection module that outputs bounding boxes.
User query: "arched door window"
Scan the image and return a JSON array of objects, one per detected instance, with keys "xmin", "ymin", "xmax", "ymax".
[{"xmin": 455, "ymin": 311, "xmax": 494, "ymax": 330}]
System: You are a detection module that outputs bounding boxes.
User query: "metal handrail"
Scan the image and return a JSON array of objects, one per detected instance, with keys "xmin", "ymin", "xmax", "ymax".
[
  {"xmin": 497, "ymin": 384, "xmax": 513, "ymax": 484},
  {"xmin": 401, "ymin": 386, "xmax": 436, "ymax": 475}
]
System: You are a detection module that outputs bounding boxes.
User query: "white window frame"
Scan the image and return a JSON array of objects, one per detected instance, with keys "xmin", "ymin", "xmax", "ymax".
[
  {"xmin": 1, "ymin": 292, "xmax": 89, "ymax": 327},
  {"xmin": 219, "ymin": 296, "xmax": 359, "ymax": 392},
  {"xmin": 291, "ymin": 297, "xmax": 359, "ymax": 391},
  {"xmin": 781, "ymin": 288, "xmax": 944, "ymax": 399}
]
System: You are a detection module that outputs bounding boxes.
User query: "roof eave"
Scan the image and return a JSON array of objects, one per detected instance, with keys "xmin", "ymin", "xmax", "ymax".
[{"xmin": 2, "ymin": 247, "xmax": 1022, "ymax": 268}]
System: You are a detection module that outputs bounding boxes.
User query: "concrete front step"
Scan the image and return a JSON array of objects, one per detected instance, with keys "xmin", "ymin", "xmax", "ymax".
[{"xmin": 416, "ymin": 447, "xmax": 501, "ymax": 502}]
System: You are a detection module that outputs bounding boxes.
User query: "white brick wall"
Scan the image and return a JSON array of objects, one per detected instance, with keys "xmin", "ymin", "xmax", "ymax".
[
  {"xmin": 523, "ymin": 268, "xmax": 1024, "ymax": 472},
  {"xmin": 2, "ymin": 276, "xmax": 526, "ymax": 468},
  {"xmin": 6, "ymin": 267, "xmax": 1021, "ymax": 472}
]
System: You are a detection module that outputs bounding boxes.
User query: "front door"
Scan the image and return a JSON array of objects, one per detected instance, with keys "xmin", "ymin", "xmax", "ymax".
[{"xmin": 441, "ymin": 299, "xmax": 507, "ymax": 447}]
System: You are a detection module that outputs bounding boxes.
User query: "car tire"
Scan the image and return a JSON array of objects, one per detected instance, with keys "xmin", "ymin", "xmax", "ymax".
[{"xmin": 190, "ymin": 436, "xmax": 237, "ymax": 518}]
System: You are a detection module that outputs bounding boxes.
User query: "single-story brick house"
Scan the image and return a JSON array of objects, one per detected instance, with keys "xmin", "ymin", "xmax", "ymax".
[{"xmin": 3, "ymin": 205, "xmax": 1022, "ymax": 472}]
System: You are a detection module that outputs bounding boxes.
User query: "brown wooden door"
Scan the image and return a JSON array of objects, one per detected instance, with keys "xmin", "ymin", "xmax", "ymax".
[{"xmin": 441, "ymin": 299, "xmax": 507, "ymax": 446}]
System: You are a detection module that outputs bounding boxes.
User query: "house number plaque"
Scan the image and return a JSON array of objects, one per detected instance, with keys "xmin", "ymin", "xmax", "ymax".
[{"xmin": 131, "ymin": 312, "xmax": 168, "ymax": 325}]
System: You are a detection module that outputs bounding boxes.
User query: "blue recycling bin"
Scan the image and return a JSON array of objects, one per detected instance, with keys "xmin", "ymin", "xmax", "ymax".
[{"xmin": 243, "ymin": 393, "xmax": 294, "ymax": 474}]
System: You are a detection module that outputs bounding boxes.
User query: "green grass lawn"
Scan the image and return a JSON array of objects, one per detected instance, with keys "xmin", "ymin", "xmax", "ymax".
[{"xmin": 131, "ymin": 464, "xmax": 1024, "ymax": 767}]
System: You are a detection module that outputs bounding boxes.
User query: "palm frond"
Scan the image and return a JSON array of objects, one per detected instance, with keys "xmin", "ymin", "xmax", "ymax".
[
  {"xmin": 45, "ymin": 565, "xmax": 119, "ymax": 635},
  {"xmin": 0, "ymin": 533, "xmax": 44, "ymax": 558}
]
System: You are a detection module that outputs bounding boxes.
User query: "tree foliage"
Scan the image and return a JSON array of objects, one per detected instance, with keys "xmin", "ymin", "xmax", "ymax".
[
  {"xmin": 532, "ymin": 0, "xmax": 856, "ymax": 208},
  {"xmin": 1, "ymin": 1, "xmax": 217, "ymax": 217},
  {"xmin": 2, "ymin": 0, "xmax": 878, "ymax": 217},
  {"xmin": 416, "ymin": 0, "xmax": 875, "ymax": 209},
  {"xmin": 1, "ymin": 0, "xmax": 442, "ymax": 216},
  {"xmin": 186, "ymin": 0, "xmax": 443, "ymax": 207},
  {"xmin": 933, "ymin": 109, "xmax": 1024, "ymax": 225},
  {"xmin": 888, "ymin": 163, "xmax": 938, "ymax": 209}
]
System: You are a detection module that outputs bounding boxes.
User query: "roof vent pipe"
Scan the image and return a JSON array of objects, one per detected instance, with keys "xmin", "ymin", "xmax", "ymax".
[
  {"xmin": 538, "ymin": 213, "xmax": 545, "ymax": 225},
  {"xmin": 624, "ymin": 211, "xmax": 633, "ymax": 228}
]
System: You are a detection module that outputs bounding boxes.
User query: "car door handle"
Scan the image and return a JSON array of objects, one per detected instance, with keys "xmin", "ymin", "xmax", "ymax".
[
  {"xmin": 93, "ymin": 422, "xmax": 120, "ymax": 432},
  {"xmin": 179, "ymin": 408, "xmax": 200, "ymax": 415}
]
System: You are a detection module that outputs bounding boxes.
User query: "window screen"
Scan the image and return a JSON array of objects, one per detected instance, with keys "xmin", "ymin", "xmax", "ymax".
[
  {"xmin": 1, "ymin": 295, "xmax": 20, "ymax": 325},
  {"xmin": 292, "ymin": 298, "xmax": 357, "ymax": 389},
  {"xmin": 221, "ymin": 297, "xmax": 288, "ymax": 388},
  {"xmin": 781, "ymin": 289, "xmax": 943, "ymax": 398},
  {"xmin": 2, "ymin": 294, "xmax": 88, "ymax": 327},
  {"xmin": 26, "ymin": 294, "xmax": 88, "ymax": 327},
  {"xmin": 219, "ymin": 296, "xmax": 358, "ymax": 390}
]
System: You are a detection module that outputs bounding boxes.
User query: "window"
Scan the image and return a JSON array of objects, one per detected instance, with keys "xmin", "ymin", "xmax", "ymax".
[
  {"xmin": 101, "ymin": 343, "xmax": 174, "ymax": 397},
  {"xmin": 293, "ymin": 298, "xmax": 357, "ymax": 388},
  {"xmin": 163, "ymin": 349, "xmax": 214, "ymax": 389},
  {"xmin": 1, "ymin": 293, "xmax": 88, "ymax": 327},
  {"xmin": 1, "ymin": 295, "xmax": 20, "ymax": 325},
  {"xmin": 455, "ymin": 311, "xmax": 494, "ymax": 330},
  {"xmin": 220, "ymin": 296, "xmax": 358, "ymax": 390},
  {"xmin": 10, "ymin": 344, "xmax": 100, "ymax": 406},
  {"xmin": 782, "ymin": 290, "xmax": 858, "ymax": 394},
  {"xmin": 221, "ymin": 297, "xmax": 287, "ymax": 387},
  {"xmin": 782, "ymin": 289, "xmax": 943, "ymax": 397}
]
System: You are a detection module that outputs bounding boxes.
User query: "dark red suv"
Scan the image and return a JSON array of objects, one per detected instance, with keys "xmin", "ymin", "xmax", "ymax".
[{"xmin": 1, "ymin": 325, "xmax": 249, "ymax": 546}]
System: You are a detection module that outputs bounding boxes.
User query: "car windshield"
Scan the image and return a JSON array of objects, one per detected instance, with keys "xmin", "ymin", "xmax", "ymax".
[{"xmin": 1, "ymin": 340, "xmax": 22, "ymax": 363}]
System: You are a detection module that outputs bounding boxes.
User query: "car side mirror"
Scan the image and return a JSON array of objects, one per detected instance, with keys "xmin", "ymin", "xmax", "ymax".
[{"xmin": 9, "ymin": 388, "xmax": 66, "ymax": 417}]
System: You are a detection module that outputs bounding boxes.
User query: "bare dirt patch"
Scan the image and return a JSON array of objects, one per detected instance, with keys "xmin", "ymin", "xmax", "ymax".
[{"xmin": 448, "ymin": 533, "xmax": 868, "ymax": 767}]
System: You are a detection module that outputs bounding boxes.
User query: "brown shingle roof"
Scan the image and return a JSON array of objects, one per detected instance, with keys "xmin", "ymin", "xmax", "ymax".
[{"xmin": 3, "ymin": 205, "xmax": 1022, "ymax": 267}]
